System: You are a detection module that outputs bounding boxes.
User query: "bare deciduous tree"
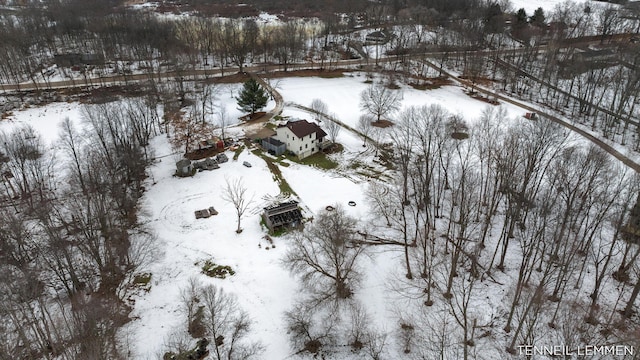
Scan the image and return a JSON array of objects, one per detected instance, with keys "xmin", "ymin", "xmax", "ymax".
[
  {"xmin": 284, "ymin": 301, "xmax": 336, "ymax": 356},
  {"xmin": 310, "ymin": 98, "xmax": 328, "ymax": 122},
  {"xmin": 201, "ymin": 284, "xmax": 263, "ymax": 360},
  {"xmin": 169, "ymin": 106, "xmax": 213, "ymax": 154},
  {"xmin": 324, "ymin": 113, "xmax": 342, "ymax": 144},
  {"xmin": 357, "ymin": 114, "xmax": 374, "ymax": 147},
  {"xmin": 359, "ymin": 83, "xmax": 402, "ymax": 123},
  {"xmin": 222, "ymin": 177, "xmax": 254, "ymax": 233},
  {"xmin": 178, "ymin": 280, "xmax": 263, "ymax": 360},
  {"xmin": 217, "ymin": 105, "xmax": 229, "ymax": 142},
  {"xmin": 284, "ymin": 205, "xmax": 366, "ymax": 300}
]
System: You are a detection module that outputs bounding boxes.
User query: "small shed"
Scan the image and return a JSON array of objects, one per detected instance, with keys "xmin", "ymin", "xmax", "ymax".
[
  {"xmin": 263, "ymin": 201, "xmax": 303, "ymax": 233},
  {"xmin": 262, "ymin": 137, "xmax": 286, "ymax": 156},
  {"xmin": 176, "ymin": 158, "xmax": 193, "ymax": 177}
]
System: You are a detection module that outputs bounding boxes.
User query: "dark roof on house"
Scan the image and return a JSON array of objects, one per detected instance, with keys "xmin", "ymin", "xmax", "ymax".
[
  {"xmin": 367, "ymin": 31, "xmax": 386, "ymax": 39},
  {"xmin": 281, "ymin": 120, "xmax": 327, "ymax": 139}
]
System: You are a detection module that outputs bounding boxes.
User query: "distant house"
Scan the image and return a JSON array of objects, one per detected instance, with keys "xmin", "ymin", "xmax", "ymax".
[
  {"xmin": 272, "ymin": 119, "xmax": 329, "ymax": 159},
  {"xmin": 262, "ymin": 201, "xmax": 303, "ymax": 233},
  {"xmin": 366, "ymin": 31, "xmax": 388, "ymax": 44},
  {"xmin": 572, "ymin": 49, "xmax": 617, "ymax": 63}
]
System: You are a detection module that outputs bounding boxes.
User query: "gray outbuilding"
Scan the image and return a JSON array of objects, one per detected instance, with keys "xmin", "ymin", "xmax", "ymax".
[
  {"xmin": 176, "ymin": 158, "xmax": 194, "ymax": 177},
  {"xmin": 262, "ymin": 137, "xmax": 286, "ymax": 156}
]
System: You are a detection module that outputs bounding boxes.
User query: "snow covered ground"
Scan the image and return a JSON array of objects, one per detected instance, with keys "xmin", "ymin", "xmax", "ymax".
[
  {"xmin": 0, "ymin": 71, "xmax": 624, "ymax": 359},
  {"xmin": 126, "ymin": 136, "xmax": 297, "ymax": 359},
  {"xmin": 278, "ymin": 74, "xmax": 527, "ymax": 130},
  {"xmin": 509, "ymin": 0, "xmax": 588, "ymax": 14},
  {"xmin": 119, "ymin": 75, "xmax": 548, "ymax": 359}
]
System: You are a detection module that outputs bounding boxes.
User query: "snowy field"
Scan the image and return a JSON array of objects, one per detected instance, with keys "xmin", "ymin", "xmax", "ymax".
[
  {"xmin": 0, "ymin": 73, "xmax": 613, "ymax": 359},
  {"xmin": 277, "ymin": 74, "xmax": 527, "ymax": 131}
]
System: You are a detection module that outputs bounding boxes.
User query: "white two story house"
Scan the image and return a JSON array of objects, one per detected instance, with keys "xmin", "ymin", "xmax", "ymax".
[{"xmin": 273, "ymin": 119, "xmax": 328, "ymax": 159}]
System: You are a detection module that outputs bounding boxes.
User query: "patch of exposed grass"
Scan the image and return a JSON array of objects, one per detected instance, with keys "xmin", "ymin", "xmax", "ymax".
[
  {"xmin": 131, "ymin": 272, "xmax": 152, "ymax": 292},
  {"xmin": 133, "ymin": 273, "xmax": 152, "ymax": 285},
  {"xmin": 252, "ymin": 149, "xmax": 296, "ymax": 196},
  {"xmin": 233, "ymin": 145, "xmax": 246, "ymax": 160},
  {"xmin": 286, "ymin": 152, "xmax": 338, "ymax": 170},
  {"xmin": 318, "ymin": 71, "xmax": 345, "ymax": 78}
]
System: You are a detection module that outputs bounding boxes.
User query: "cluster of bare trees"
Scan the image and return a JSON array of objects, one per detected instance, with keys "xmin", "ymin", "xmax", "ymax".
[
  {"xmin": 441, "ymin": 2, "xmax": 640, "ymax": 151},
  {"xmin": 361, "ymin": 104, "xmax": 640, "ymax": 358},
  {"xmin": 170, "ymin": 278, "xmax": 263, "ymax": 360},
  {"xmin": 283, "ymin": 206, "xmax": 387, "ymax": 359},
  {"xmin": 0, "ymin": 97, "xmax": 162, "ymax": 359},
  {"xmin": 1, "ymin": 0, "xmax": 610, "ymax": 94},
  {"xmin": 0, "ymin": 6, "xmax": 313, "ymax": 90}
]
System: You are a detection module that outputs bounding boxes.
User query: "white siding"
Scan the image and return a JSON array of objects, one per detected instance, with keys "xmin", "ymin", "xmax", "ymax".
[{"xmin": 273, "ymin": 127, "xmax": 321, "ymax": 159}]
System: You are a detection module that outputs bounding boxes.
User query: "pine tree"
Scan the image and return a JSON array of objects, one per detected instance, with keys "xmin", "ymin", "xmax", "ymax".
[
  {"xmin": 236, "ymin": 78, "xmax": 268, "ymax": 117},
  {"xmin": 530, "ymin": 7, "xmax": 546, "ymax": 27},
  {"xmin": 515, "ymin": 8, "xmax": 528, "ymax": 26}
]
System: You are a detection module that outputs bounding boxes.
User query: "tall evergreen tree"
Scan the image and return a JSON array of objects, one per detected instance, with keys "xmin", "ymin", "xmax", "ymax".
[
  {"xmin": 236, "ymin": 79, "xmax": 268, "ymax": 117},
  {"xmin": 530, "ymin": 7, "xmax": 546, "ymax": 27},
  {"xmin": 515, "ymin": 8, "xmax": 528, "ymax": 26}
]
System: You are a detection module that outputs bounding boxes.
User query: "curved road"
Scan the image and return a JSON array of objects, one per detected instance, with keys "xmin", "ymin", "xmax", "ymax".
[
  {"xmin": 2, "ymin": 42, "xmax": 638, "ymax": 173},
  {"xmin": 421, "ymin": 59, "xmax": 640, "ymax": 173}
]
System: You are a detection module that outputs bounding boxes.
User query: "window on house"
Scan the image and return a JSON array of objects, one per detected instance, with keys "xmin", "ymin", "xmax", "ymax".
[
  {"xmin": 299, "ymin": 146, "xmax": 302, "ymax": 151},
  {"xmin": 305, "ymin": 144, "xmax": 308, "ymax": 149}
]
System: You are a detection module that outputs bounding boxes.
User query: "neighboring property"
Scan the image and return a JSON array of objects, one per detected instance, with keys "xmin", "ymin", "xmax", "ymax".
[
  {"xmin": 572, "ymin": 49, "xmax": 617, "ymax": 63},
  {"xmin": 272, "ymin": 119, "xmax": 330, "ymax": 159},
  {"xmin": 262, "ymin": 200, "xmax": 303, "ymax": 233},
  {"xmin": 365, "ymin": 31, "xmax": 389, "ymax": 44},
  {"xmin": 261, "ymin": 137, "xmax": 286, "ymax": 156}
]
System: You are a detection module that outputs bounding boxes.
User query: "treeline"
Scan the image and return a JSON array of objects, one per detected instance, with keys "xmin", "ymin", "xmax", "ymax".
[
  {"xmin": 0, "ymin": 6, "xmax": 314, "ymax": 85},
  {"xmin": 0, "ymin": 0, "xmax": 500, "ymax": 88},
  {"xmin": 268, "ymin": 103, "xmax": 640, "ymax": 358},
  {"xmin": 404, "ymin": 1, "xmax": 640, "ymax": 154},
  {"xmin": 373, "ymin": 104, "xmax": 640, "ymax": 356},
  {"xmin": 0, "ymin": 96, "xmax": 163, "ymax": 359}
]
